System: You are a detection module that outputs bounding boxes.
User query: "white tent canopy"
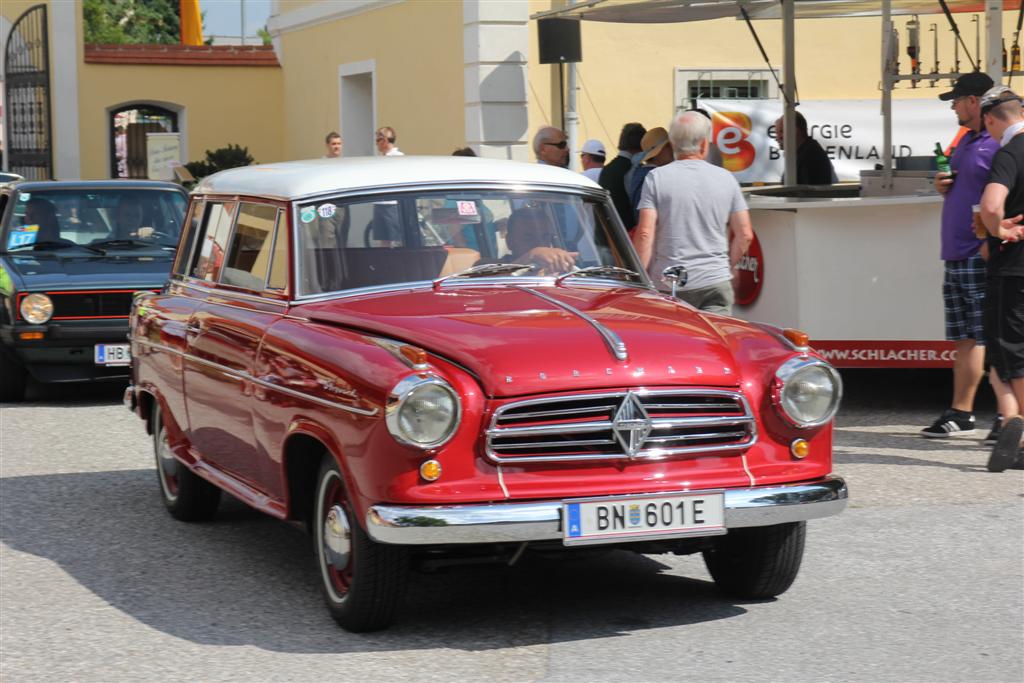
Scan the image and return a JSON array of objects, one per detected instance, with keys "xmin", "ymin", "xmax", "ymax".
[{"xmin": 532, "ymin": 0, "xmax": 1020, "ymax": 188}]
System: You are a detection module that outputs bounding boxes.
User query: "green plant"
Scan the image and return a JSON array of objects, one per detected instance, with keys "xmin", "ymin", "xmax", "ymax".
[
  {"xmin": 184, "ymin": 144, "xmax": 255, "ymax": 180},
  {"xmin": 83, "ymin": 0, "xmax": 185, "ymax": 45}
]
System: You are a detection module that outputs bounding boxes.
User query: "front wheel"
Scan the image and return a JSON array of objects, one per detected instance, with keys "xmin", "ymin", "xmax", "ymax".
[
  {"xmin": 702, "ymin": 522, "xmax": 806, "ymax": 599},
  {"xmin": 153, "ymin": 405, "xmax": 220, "ymax": 522},
  {"xmin": 314, "ymin": 457, "xmax": 409, "ymax": 632}
]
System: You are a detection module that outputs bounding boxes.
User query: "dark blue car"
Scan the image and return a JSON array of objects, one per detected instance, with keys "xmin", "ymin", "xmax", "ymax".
[{"xmin": 0, "ymin": 180, "xmax": 188, "ymax": 400}]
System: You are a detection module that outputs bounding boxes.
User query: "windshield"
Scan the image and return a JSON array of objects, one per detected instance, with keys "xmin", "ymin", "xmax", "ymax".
[
  {"xmin": 3, "ymin": 188, "xmax": 187, "ymax": 252},
  {"xmin": 296, "ymin": 189, "xmax": 645, "ymax": 296}
]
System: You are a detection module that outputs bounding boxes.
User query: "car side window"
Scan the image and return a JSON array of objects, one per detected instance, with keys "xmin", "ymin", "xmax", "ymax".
[
  {"xmin": 173, "ymin": 198, "xmax": 204, "ymax": 277},
  {"xmin": 220, "ymin": 202, "xmax": 279, "ymax": 291},
  {"xmin": 191, "ymin": 201, "xmax": 236, "ymax": 282},
  {"xmin": 267, "ymin": 209, "xmax": 288, "ymax": 291}
]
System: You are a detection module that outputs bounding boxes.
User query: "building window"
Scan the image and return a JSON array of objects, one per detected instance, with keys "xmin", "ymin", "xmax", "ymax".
[
  {"xmin": 109, "ymin": 105, "xmax": 178, "ymax": 178},
  {"xmin": 674, "ymin": 69, "xmax": 779, "ymax": 111}
]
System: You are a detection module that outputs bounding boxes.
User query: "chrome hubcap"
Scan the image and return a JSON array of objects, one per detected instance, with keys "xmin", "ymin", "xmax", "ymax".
[{"xmin": 322, "ymin": 504, "xmax": 351, "ymax": 571}]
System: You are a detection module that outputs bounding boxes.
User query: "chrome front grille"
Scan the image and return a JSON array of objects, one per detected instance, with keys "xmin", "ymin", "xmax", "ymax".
[{"xmin": 486, "ymin": 389, "xmax": 756, "ymax": 463}]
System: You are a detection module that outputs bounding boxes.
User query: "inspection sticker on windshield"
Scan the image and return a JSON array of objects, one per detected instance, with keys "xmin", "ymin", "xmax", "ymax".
[
  {"xmin": 456, "ymin": 201, "xmax": 478, "ymax": 217},
  {"xmin": 317, "ymin": 203, "xmax": 336, "ymax": 219},
  {"xmin": 300, "ymin": 206, "xmax": 317, "ymax": 223},
  {"xmin": 7, "ymin": 225, "xmax": 39, "ymax": 249}
]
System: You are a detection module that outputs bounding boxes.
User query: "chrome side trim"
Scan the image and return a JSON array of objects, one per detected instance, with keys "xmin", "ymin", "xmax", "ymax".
[
  {"xmin": 177, "ymin": 281, "xmax": 290, "ymax": 308},
  {"xmin": 131, "ymin": 337, "xmax": 378, "ymax": 416},
  {"xmin": 518, "ymin": 285, "xmax": 628, "ymax": 362},
  {"xmin": 365, "ymin": 476, "xmax": 848, "ymax": 545}
]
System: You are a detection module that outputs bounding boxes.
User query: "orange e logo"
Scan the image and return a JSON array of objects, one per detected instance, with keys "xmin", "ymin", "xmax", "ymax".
[{"xmin": 712, "ymin": 112, "xmax": 756, "ymax": 172}]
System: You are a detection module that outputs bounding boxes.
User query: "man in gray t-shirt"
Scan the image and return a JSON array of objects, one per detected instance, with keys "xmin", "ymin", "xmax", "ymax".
[{"xmin": 634, "ymin": 111, "xmax": 753, "ymax": 315}]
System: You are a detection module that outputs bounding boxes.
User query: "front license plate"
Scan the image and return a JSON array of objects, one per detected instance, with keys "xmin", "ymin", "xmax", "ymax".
[
  {"xmin": 563, "ymin": 491, "xmax": 726, "ymax": 546},
  {"xmin": 95, "ymin": 343, "xmax": 131, "ymax": 366}
]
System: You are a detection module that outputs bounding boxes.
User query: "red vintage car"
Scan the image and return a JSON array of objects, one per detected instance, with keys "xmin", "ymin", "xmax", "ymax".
[{"xmin": 125, "ymin": 157, "xmax": 846, "ymax": 632}]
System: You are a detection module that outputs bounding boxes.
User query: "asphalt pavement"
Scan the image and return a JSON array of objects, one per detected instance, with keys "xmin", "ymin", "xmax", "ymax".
[{"xmin": 1, "ymin": 370, "xmax": 1021, "ymax": 683}]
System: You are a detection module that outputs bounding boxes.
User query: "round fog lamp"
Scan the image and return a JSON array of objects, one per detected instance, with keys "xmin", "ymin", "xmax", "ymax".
[
  {"xmin": 790, "ymin": 439, "xmax": 810, "ymax": 459},
  {"xmin": 20, "ymin": 293, "xmax": 54, "ymax": 324},
  {"xmin": 419, "ymin": 459, "xmax": 442, "ymax": 481}
]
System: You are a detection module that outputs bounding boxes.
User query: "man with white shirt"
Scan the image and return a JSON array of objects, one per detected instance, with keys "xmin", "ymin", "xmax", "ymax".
[
  {"xmin": 375, "ymin": 127, "xmax": 403, "ymax": 156},
  {"xmin": 579, "ymin": 139, "xmax": 605, "ymax": 181}
]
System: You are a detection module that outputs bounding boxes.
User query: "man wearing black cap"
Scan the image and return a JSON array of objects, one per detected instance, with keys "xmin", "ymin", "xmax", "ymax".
[
  {"xmin": 978, "ymin": 85, "xmax": 1024, "ymax": 470},
  {"xmin": 921, "ymin": 72, "xmax": 1001, "ymax": 439}
]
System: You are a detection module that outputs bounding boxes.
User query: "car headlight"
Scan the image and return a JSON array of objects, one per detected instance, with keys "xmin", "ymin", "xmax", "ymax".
[
  {"xmin": 772, "ymin": 357, "xmax": 842, "ymax": 428},
  {"xmin": 20, "ymin": 293, "xmax": 54, "ymax": 324},
  {"xmin": 386, "ymin": 375, "xmax": 461, "ymax": 448}
]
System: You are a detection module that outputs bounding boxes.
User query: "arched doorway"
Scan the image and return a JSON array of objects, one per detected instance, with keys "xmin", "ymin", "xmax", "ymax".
[
  {"xmin": 109, "ymin": 104, "xmax": 178, "ymax": 178},
  {"xmin": 4, "ymin": 4, "xmax": 52, "ymax": 180}
]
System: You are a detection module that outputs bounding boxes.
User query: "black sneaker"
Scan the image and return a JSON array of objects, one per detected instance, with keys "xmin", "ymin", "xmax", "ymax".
[
  {"xmin": 983, "ymin": 415, "xmax": 1003, "ymax": 445},
  {"xmin": 987, "ymin": 415, "xmax": 1024, "ymax": 472},
  {"xmin": 920, "ymin": 409, "xmax": 976, "ymax": 438}
]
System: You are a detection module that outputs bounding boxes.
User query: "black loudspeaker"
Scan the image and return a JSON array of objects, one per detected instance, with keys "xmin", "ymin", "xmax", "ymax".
[{"xmin": 538, "ymin": 18, "xmax": 581, "ymax": 64}]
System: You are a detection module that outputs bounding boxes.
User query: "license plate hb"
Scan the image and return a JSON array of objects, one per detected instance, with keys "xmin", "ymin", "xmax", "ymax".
[
  {"xmin": 95, "ymin": 343, "xmax": 131, "ymax": 366},
  {"xmin": 563, "ymin": 491, "xmax": 726, "ymax": 546}
]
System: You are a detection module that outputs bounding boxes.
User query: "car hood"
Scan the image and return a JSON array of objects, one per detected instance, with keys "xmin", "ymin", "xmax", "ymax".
[
  {"xmin": 297, "ymin": 285, "xmax": 741, "ymax": 397},
  {"xmin": 1, "ymin": 253, "xmax": 174, "ymax": 290}
]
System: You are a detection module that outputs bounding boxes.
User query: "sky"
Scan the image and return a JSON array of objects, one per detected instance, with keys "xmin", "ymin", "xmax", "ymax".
[{"xmin": 201, "ymin": 0, "xmax": 272, "ymax": 39}]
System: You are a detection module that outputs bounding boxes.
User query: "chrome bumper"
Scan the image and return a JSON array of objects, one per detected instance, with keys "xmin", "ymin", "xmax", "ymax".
[{"xmin": 366, "ymin": 476, "xmax": 848, "ymax": 545}]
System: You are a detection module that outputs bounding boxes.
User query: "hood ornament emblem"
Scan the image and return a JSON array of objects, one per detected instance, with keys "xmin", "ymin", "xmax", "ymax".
[{"xmin": 612, "ymin": 391, "xmax": 652, "ymax": 458}]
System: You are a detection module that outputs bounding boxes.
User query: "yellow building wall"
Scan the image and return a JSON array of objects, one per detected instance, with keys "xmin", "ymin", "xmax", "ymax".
[
  {"xmin": 277, "ymin": 0, "xmax": 464, "ymax": 159},
  {"xmin": 527, "ymin": 1, "xmax": 1023, "ymax": 150},
  {"xmin": 76, "ymin": 62, "xmax": 285, "ymax": 179}
]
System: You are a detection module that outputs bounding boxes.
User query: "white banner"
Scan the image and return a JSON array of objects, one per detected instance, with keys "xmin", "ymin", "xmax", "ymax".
[{"xmin": 698, "ymin": 98, "xmax": 964, "ymax": 183}]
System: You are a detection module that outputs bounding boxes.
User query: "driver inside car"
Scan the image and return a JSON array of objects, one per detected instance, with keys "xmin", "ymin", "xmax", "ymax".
[
  {"xmin": 502, "ymin": 206, "xmax": 578, "ymax": 275},
  {"xmin": 114, "ymin": 196, "xmax": 154, "ymax": 239}
]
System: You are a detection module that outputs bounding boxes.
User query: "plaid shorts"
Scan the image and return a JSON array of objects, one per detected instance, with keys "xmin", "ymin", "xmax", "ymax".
[{"xmin": 943, "ymin": 254, "xmax": 987, "ymax": 343}]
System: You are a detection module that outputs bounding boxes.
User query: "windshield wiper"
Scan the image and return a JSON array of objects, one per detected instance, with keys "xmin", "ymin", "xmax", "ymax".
[
  {"xmin": 88, "ymin": 238, "xmax": 158, "ymax": 250},
  {"xmin": 432, "ymin": 262, "xmax": 534, "ymax": 289},
  {"xmin": 554, "ymin": 265, "xmax": 642, "ymax": 286},
  {"xmin": 6, "ymin": 240, "xmax": 104, "ymax": 254}
]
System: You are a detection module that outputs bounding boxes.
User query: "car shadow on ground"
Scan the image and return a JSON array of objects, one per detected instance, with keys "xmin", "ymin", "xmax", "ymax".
[{"xmin": 0, "ymin": 468, "xmax": 750, "ymax": 653}]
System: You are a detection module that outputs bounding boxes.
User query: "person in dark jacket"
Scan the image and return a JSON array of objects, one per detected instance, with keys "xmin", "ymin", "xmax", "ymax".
[
  {"xmin": 773, "ymin": 111, "xmax": 836, "ymax": 185},
  {"xmin": 599, "ymin": 122, "xmax": 646, "ymax": 229}
]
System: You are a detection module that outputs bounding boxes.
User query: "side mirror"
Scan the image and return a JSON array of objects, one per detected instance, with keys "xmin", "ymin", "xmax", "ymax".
[{"xmin": 661, "ymin": 264, "xmax": 688, "ymax": 298}]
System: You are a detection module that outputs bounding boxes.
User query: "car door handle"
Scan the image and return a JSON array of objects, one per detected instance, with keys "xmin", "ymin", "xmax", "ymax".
[{"xmin": 185, "ymin": 324, "xmax": 201, "ymax": 335}]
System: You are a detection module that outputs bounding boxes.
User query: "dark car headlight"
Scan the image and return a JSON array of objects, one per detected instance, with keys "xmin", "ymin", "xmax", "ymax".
[
  {"xmin": 386, "ymin": 375, "xmax": 461, "ymax": 448},
  {"xmin": 19, "ymin": 293, "xmax": 53, "ymax": 324},
  {"xmin": 772, "ymin": 357, "xmax": 842, "ymax": 428}
]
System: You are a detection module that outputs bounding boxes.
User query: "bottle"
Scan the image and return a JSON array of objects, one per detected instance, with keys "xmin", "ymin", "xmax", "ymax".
[
  {"xmin": 1013, "ymin": 42, "xmax": 1021, "ymax": 72},
  {"xmin": 1003, "ymin": 38, "xmax": 1008, "ymax": 71},
  {"xmin": 934, "ymin": 142, "xmax": 950, "ymax": 174}
]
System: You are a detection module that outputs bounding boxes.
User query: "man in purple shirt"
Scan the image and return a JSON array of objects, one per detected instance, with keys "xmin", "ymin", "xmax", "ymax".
[{"xmin": 922, "ymin": 72, "xmax": 1001, "ymax": 438}]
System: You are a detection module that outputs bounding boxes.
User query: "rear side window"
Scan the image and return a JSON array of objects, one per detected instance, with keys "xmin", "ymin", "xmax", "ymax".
[
  {"xmin": 173, "ymin": 198, "xmax": 204, "ymax": 276},
  {"xmin": 267, "ymin": 210, "xmax": 289, "ymax": 290},
  {"xmin": 221, "ymin": 203, "xmax": 280, "ymax": 290},
  {"xmin": 191, "ymin": 201, "xmax": 236, "ymax": 282}
]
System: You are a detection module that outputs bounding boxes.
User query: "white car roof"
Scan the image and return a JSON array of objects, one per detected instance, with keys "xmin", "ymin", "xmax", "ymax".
[{"xmin": 193, "ymin": 156, "xmax": 602, "ymax": 201}]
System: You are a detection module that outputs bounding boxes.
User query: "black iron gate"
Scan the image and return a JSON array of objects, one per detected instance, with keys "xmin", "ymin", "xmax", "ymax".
[{"xmin": 4, "ymin": 4, "xmax": 52, "ymax": 180}]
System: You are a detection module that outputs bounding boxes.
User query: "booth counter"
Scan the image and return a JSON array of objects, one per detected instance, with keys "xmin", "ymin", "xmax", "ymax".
[{"xmin": 738, "ymin": 187, "xmax": 951, "ymax": 368}]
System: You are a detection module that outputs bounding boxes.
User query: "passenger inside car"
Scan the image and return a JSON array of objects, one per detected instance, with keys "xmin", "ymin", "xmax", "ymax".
[
  {"xmin": 481, "ymin": 206, "xmax": 578, "ymax": 275},
  {"xmin": 24, "ymin": 198, "xmax": 62, "ymax": 245}
]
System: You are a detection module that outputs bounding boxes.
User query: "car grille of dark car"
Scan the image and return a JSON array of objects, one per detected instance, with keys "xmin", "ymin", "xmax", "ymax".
[
  {"xmin": 485, "ymin": 389, "xmax": 756, "ymax": 464},
  {"xmin": 22, "ymin": 290, "xmax": 150, "ymax": 321}
]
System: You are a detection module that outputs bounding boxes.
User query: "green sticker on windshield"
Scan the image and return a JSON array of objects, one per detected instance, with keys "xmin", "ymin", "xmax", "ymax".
[{"xmin": 300, "ymin": 206, "xmax": 316, "ymax": 224}]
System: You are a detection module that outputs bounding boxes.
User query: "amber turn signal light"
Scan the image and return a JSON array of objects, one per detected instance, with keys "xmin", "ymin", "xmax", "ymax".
[
  {"xmin": 18, "ymin": 331, "xmax": 44, "ymax": 340},
  {"xmin": 419, "ymin": 459, "xmax": 442, "ymax": 481},
  {"xmin": 783, "ymin": 328, "xmax": 809, "ymax": 348},
  {"xmin": 400, "ymin": 344, "xmax": 428, "ymax": 367},
  {"xmin": 790, "ymin": 439, "xmax": 810, "ymax": 459}
]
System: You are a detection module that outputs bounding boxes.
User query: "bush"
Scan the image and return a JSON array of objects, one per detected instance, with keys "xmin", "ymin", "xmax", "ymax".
[{"xmin": 184, "ymin": 144, "xmax": 255, "ymax": 180}]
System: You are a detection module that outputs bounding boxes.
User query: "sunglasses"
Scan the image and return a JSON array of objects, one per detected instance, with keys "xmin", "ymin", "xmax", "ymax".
[{"xmin": 543, "ymin": 140, "xmax": 568, "ymax": 149}]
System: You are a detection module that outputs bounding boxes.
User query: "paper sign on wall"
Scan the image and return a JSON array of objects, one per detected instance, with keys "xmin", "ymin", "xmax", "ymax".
[{"xmin": 146, "ymin": 132, "xmax": 182, "ymax": 181}]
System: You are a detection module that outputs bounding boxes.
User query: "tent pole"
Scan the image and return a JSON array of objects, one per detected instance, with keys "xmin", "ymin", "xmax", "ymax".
[
  {"xmin": 882, "ymin": 0, "xmax": 893, "ymax": 191},
  {"xmin": 985, "ymin": 0, "xmax": 1003, "ymax": 83},
  {"xmin": 783, "ymin": 0, "xmax": 797, "ymax": 185}
]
